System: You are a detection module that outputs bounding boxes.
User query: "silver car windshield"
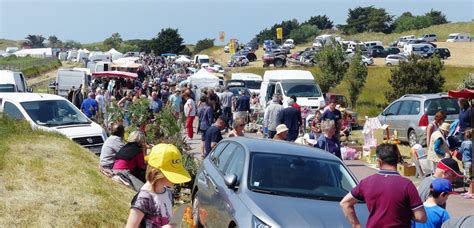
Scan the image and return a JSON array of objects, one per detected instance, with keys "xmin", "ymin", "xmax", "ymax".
[
  {"xmin": 249, "ymin": 153, "xmax": 357, "ymax": 201},
  {"xmin": 21, "ymin": 100, "xmax": 91, "ymax": 126}
]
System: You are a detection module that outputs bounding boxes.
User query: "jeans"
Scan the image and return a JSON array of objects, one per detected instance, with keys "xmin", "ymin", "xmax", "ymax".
[{"xmin": 222, "ymin": 107, "xmax": 232, "ymax": 128}]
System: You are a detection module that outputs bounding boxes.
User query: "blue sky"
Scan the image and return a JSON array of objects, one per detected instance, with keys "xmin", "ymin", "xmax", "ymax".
[{"xmin": 0, "ymin": 0, "xmax": 473, "ymax": 44}]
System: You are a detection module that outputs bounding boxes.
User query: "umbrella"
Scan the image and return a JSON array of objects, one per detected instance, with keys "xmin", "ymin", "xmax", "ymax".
[{"xmin": 448, "ymin": 89, "xmax": 474, "ymax": 99}]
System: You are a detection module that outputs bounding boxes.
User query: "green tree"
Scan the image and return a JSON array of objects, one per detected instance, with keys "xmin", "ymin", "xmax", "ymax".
[
  {"xmin": 385, "ymin": 55, "xmax": 445, "ymax": 102},
  {"xmin": 24, "ymin": 34, "xmax": 45, "ymax": 48},
  {"xmin": 103, "ymin": 32, "xmax": 123, "ymax": 49},
  {"xmin": 345, "ymin": 52, "xmax": 368, "ymax": 107},
  {"xmin": 315, "ymin": 40, "xmax": 347, "ymax": 92},
  {"xmin": 393, "ymin": 13, "xmax": 434, "ymax": 33},
  {"xmin": 150, "ymin": 28, "xmax": 185, "ymax": 55},
  {"xmin": 118, "ymin": 43, "xmax": 139, "ymax": 53},
  {"xmin": 340, "ymin": 6, "xmax": 393, "ymax": 34},
  {"xmin": 425, "ymin": 9, "xmax": 448, "ymax": 25},
  {"xmin": 193, "ymin": 38, "xmax": 215, "ymax": 54},
  {"xmin": 289, "ymin": 24, "xmax": 321, "ymax": 44},
  {"xmin": 255, "ymin": 19, "xmax": 300, "ymax": 43},
  {"xmin": 125, "ymin": 39, "xmax": 152, "ymax": 53},
  {"xmin": 303, "ymin": 15, "xmax": 334, "ymax": 30},
  {"xmin": 180, "ymin": 47, "xmax": 193, "ymax": 56},
  {"xmin": 63, "ymin": 40, "xmax": 82, "ymax": 49},
  {"xmin": 47, "ymin": 35, "xmax": 62, "ymax": 48}
]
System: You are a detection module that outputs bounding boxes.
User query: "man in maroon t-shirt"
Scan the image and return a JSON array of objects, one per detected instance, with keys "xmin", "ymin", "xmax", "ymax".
[{"xmin": 340, "ymin": 143, "xmax": 427, "ymax": 228}]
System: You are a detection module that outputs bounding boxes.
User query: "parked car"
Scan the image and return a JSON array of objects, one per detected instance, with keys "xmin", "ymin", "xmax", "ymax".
[
  {"xmin": 385, "ymin": 54, "xmax": 408, "ymax": 66},
  {"xmin": 364, "ymin": 41, "xmax": 383, "ymax": 49},
  {"xmin": 234, "ymin": 49, "xmax": 257, "ymax": 62},
  {"xmin": 262, "ymin": 52, "xmax": 287, "ymax": 68},
  {"xmin": 283, "ymin": 39, "xmax": 295, "ymax": 49},
  {"xmin": 344, "ymin": 53, "xmax": 374, "ymax": 67},
  {"xmin": 0, "ymin": 93, "xmax": 107, "ymax": 153},
  {"xmin": 404, "ymin": 44, "xmax": 435, "ymax": 57},
  {"xmin": 397, "ymin": 35, "xmax": 416, "ymax": 48},
  {"xmin": 228, "ymin": 56, "xmax": 249, "ymax": 67},
  {"xmin": 377, "ymin": 93, "xmax": 459, "ymax": 146},
  {"xmin": 446, "ymin": 33, "xmax": 471, "ymax": 42},
  {"xmin": 369, "ymin": 47, "xmax": 400, "ymax": 58},
  {"xmin": 431, "ymin": 48, "xmax": 451, "ymax": 59},
  {"xmin": 224, "ymin": 46, "xmax": 230, "ymax": 53},
  {"xmin": 419, "ymin": 34, "xmax": 438, "ymax": 42},
  {"xmin": 191, "ymin": 137, "xmax": 369, "ymax": 227}
]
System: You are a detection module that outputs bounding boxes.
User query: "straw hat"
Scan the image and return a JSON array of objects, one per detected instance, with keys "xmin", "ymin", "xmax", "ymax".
[{"xmin": 276, "ymin": 124, "xmax": 289, "ymax": 135}]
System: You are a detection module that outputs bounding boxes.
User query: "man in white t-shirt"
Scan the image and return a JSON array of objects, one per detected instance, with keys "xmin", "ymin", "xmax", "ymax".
[{"xmin": 183, "ymin": 92, "xmax": 197, "ymax": 140}]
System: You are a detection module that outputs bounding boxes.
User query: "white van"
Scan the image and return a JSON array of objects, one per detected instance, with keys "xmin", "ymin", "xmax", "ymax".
[
  {"xmin": 193, "ymin": 54, "xmax": 210, "ymax": 64},
  {"xmin": 364, "ymin": 41, "xmax": 383, "ymax": 49},
  {"xmin": 87, "ymin": 61, "xmax": 112, "ymax": 73},
  {"xmin": 446, "ymin": 33, "xmax": 471, "ymax": 42},
  {"xmin": 56, "ymin": 69, "xmax": 88, "ymax": 97},
  {"xmin": 259, "ymin": 70, "xmax": 325, "ymax": 110},
  {"xmin": 0, "ymin": 70, "xmax": 30, "ymax": 92},
  {"xmin": 313, "ymin": 34, "xmax": 341, "ymax": 47},
  {"xmin": 404, "ymin": 44, "xmax": 435, "ymax": 57},
  {"xmin": 397, "ymin": 35, "xmax": 416, "ymax": 47},
  {"xmin": 283, "ymin": 39, "xmax": 295, "ymax": 49},
  {"xmin": 231, "ymin": 73, "xmax": 263, "ymax": 95},
  {"xmin": 0, "ymin": 93, "xmax": 107, "ymax": 153}
]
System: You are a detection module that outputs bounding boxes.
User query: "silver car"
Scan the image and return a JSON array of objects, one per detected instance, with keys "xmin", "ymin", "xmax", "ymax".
[
  {"xmin": 191, "ymin": 137, "xmax": 369, "ymax": 227},
  {"xmin": 385, "ymin": 54, "xmax": 408, "ymax": 66},
  {"xmin": 377, "ymin": 93, "xmax": 459, "ymax": 146}
]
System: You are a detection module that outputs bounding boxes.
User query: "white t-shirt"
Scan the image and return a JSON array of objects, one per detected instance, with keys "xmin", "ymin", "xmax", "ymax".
[{"xmin": 184, "ymin": 98, "xmax": 196, "ymax": 117}]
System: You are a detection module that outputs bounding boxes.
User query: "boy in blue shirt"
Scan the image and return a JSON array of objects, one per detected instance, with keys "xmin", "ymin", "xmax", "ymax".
[{"xmin": 412, "ymin": 178, "xmax": 452, "ymax": 228}]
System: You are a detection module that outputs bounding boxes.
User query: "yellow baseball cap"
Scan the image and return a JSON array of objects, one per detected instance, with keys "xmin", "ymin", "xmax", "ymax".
[{"xmin": 146, "ymin": 144, "xmax": 191, "ymax": 184}]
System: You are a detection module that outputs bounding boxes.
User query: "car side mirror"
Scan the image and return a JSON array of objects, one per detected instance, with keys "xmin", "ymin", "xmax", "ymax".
[
  {"xmin": 224, "ymin": 174, "xmax": 238, "ymax": 189},
  {"xmin": 27, "ymin": 87, "xmax": 33, "ymax": 93}
]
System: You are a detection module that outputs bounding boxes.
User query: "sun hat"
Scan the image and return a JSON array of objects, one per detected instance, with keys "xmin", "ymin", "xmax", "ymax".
[
  {"xmin": 276, "ymin": 124, "xmax": 289, "ymax": 135},
  {"xmin": 437, "ymin": 158, "xmax": 464, "ymax": 178},
  {"xmin": 438, "ymin": 123, "xmax": 451, "ymax": 133},
  {"xmin": 430, "ymin": 178, "xmax": 455, "ymax": 194},
  {"xmin": 146, "ymin": 144, "xmax": 191, "ymax": 184}
]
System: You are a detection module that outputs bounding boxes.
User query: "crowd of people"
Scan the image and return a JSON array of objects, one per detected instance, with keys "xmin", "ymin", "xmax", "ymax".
[{"xmin": 74, "ymin": 53, "xmax": 473, "ymax": 228}]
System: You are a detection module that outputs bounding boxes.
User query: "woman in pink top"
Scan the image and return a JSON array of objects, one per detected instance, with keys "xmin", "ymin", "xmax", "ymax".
[{"xmin": 113, "ymin": 131, "xmax": 147, "ymax": 183}]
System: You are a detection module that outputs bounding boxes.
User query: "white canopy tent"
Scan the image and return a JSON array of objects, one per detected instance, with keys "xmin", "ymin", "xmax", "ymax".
[
  {"xmin": 188, "ymin": 69, "xmax": 220, "ymax": 101},
  {"xmin": 14, "ymin": 48, "xmax": 53, "ymax": 58},
  {"xmin": 107, "ymin": 48, "xmax": 124, "ymax": 61},
  {"xmin": 175, "ymin": 56, "xmax": 191, "ymax": 63}
]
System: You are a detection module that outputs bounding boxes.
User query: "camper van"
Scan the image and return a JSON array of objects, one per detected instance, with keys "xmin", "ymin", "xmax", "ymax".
[
  {"xmin": 364, "ymin": 41, "xmax": 383, "ymax": 49},
  {"xmin": 87, "ymin": 61, "xmax": 112, "ymax": 73},
  {"xmin": 56, "ymin": 69, "xmax": 88, "ymax": 97},
  {"xmin": 313, "ymin": 34, "xmax": 339, "ymax": 47},
  {"xmin": 231, "ymin": 73, "xmax": 263, "ymax": 95},
  {"xmin": 446, "ymin": 33, "xmax": 471, "ymax": 42},
  {"xmin": 0, "ymin": 70, "xmax": 30, "ymax": 92},
  {"xmin": 397, "ymin": 35, "xmax": 416, "ymax": 47},
  {"xmin": 404, "ymin": 44, "xmax": 435, "ymax": 57},
  {"xmin": 193, "ymin": 55, "xmax": 210, "ymax": 64},
  {"xmin": 259, "ymin": 70, "xmax": 325, "ymax": 110}
]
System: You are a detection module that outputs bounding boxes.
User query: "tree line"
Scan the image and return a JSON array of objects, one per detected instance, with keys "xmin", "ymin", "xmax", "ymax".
[{"xmin": 255, "ymin": 7, "xmax": 448, "ymax": 43}]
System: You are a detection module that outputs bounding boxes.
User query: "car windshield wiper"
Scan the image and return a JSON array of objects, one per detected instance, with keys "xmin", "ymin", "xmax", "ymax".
[
  {"xmin": 48, "ymin": 121, "xmax": 91, "ymax": 126},
  {"xmin": 250, "ymin": 188, "xmax": 285, "ymax": 196}
]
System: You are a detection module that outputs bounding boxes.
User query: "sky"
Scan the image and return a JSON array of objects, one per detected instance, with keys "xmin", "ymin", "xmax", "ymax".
[{"xmin": 0, "ymin": 0, "xmax": 473, "ymax": 45}]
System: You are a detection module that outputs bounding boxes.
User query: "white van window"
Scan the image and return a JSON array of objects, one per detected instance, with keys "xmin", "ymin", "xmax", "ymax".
[
  {"xmin": 245, "ymin": 81, "xmax": 262, "ymax": 90},
  {"xmin": 0, "ymin": 84, "xmax": 16, "ymax": 92},
  {"xmin": 4, "ymin": 102, "xmax": 24, "ymax": 120},
  {"xmin": 281, "ymin": 81, "xmax": 321, "ymax": 97},
  {"xmin": 21, "ymin": 100, "xmax": 90, "ymax": 126}
]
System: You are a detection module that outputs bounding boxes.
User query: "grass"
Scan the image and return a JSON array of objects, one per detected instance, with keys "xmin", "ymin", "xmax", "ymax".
[
  {"xmin": 343, "ymin": 21, "xmax": 474, "ymax": 45},
  {"xmin": 0, "ymin": 39, "xmax": 23, "ymax": 51},
  {"xmin": 0, "ymin": 56, "xmax": 62, "ymax": 78},
  {"xmin": 0, "ymin": 117, "xmax": 135, "ymax": 226},
  {"xmin": 237, "ymin": 65, "xmax": 474, "ymax": 117}
]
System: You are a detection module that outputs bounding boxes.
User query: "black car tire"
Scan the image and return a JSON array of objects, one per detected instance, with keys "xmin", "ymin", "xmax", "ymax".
[
  {"xmin": 274, "ymin": 58, "xmax": 284, "ymax": 67},
  {"xmin": 247, "ymin": 53, "xmax": 257, "ymax": 62},
  {"xmin": 192, "ymin": 194, "xmax": 204, "ymax": 228},
  {"xmin": 386, "ymin": 63, "xmax": 392, "ymax": 66},
  {"xmin": 408, "ymin": 129, "xmax": 417, "ymax": 147}
]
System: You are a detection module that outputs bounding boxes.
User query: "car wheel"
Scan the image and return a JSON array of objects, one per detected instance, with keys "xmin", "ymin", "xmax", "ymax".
[
  {"xmin": 364, "ymin": 62, "xmax": 368, "ymax": 67},
  {"xmin": 386, "ymin": 63, "xmax": 392, "ymax": 66},
  {"xmin": 274, "ymin": 59, "xmax": 284, "ymax": 67},
  {"xmin": 408, "ymin": 129, "xmax": 417, "ymax": 147},
  {"xmin": 192, "ymin": 194, "xmax": 204, "ymax": 228}
]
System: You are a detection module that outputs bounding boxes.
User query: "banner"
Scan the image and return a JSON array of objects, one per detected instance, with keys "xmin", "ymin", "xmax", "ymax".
[
  {"xmin": 276, "ymin": 27, "xmax": 283, "ymax": 40},
  {"xmin": 229, "ymin": 39, "xmax": 235, "ymax": 54},
  {"xmin": 219, "ymin": 31, "xmax": 225, "ymax": 42}
]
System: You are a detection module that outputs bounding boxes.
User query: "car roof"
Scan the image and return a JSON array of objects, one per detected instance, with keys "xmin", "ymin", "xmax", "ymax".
[
  {"xmin": 0, "ymin": 93, "xmax": 67, "ymax": 103},
  {"xmin": 221, "ymin": 137, "xmax": 340, "ymax": 161},
  {"xmin": 398, "ymin": 93, "xmax": 450, "ymax": 100},
  {"xmin": 263, "ymin": 70, "xmax": 314, "ymax": 81}
]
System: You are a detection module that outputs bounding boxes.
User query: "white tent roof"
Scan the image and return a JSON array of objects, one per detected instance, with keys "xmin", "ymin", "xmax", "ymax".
[
  {"xmin": 107, "ymin": 48, "xmax": 122, "ymax": 55},
  {"xmin": 190, "ymin": 68, "xmax": 219, "ymax": 79},
  {"xmin": 175, "ymin": 56, "xmax": 191, "ymax": 63},
  {"xmin": 14, "ymin": 48, "xmax": 52, "ymax": 57}
]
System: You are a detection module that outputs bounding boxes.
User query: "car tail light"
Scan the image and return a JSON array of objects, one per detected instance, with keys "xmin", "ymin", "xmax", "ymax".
[{"xmin": 419, "ymin": 114, "xmax": 429, "ymax": 127}]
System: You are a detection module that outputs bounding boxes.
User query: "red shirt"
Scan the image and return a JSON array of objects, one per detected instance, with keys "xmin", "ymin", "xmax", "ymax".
[
  {"xmin": 113, "ymin": 152, "xmax": 145, "ymax": 171},
  {"xmin": 351, "ymin": 170, "xmax": 423, "ymax": 228},
  {"xmin": 292, "ymin": 103, "xmax": 301, "ymax": 112}
]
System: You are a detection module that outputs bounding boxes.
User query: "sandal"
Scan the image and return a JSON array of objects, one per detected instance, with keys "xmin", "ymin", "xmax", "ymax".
[{"xmin": 463, "ymin": 193, "xmax": 474, "ymax": 199}]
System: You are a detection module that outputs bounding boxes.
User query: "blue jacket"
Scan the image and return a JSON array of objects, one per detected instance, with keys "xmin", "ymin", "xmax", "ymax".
[
  {"xmin": 277, "ymin": 107, "xmax": 302, "ymax": 131},
  {"xmin": 236, "ymin": 95, "xmax": 250, "ymax": 112}
]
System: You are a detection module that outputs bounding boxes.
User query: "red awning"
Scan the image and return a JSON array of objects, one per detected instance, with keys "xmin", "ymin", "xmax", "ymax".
[
  {"xmin": 92, "ymin": 71, "xmax": 137, "ymax": 79},
  {"xmin": 448, "ymin": 89, "xmax": 474, "ymax": 99}
]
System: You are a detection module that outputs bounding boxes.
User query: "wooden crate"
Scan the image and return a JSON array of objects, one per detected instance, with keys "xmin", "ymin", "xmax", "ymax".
[{"xmin": 397, "ymin": 163, "xmax": 416, "ymax": 176}]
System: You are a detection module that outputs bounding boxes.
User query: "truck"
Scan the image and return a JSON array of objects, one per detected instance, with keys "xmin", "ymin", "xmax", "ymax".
[
  {"xmin": 193, "ymin": 55, "xmax": 210, "ymax": 65},
  {"xmin": 0, "ymin": 70, "xmax": 30, "ymax": 92},
  {"xmin": 231, "ymin": 73, "xmax": 263, "ymax": 95},
  {"xmin": 259, "ymin": 70, "xmax": 325, "ymax": 110},
  {"xmin": 55, "ymin": 69, "xmax": 89, "ymax": 97}
]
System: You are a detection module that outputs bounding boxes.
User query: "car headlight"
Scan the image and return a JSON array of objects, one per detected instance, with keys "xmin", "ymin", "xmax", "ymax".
[{"xmin": 252, "ymin": 216, "xmax": 271, "ymax": 228}]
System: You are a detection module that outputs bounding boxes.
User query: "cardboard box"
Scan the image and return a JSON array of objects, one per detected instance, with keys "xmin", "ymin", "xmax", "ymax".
[{"xmin": 397, "ymin": 163, "xmax": 416, "ymax": 176}]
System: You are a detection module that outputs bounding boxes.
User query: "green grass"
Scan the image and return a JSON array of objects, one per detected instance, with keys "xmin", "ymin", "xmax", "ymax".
[
  {"xmin": 343, "ymin": 21, "xmax": 474, "ymax": 44},
  {"xmin": 199, "ymin": 45, "xmax": 223, "ymax": 56},
  {"xmin": 238, "ymin": 65, "xmax": 474, "ymax": 117},
  {"xmin": 0, "ymin": 117, "xmax": 135, "ymax": 226},
  {"xmin": 0, "ymin": 56, "xmax": 62, "ymax": 78},
  {"xmin": 0, "ymin": 39, "xmax": 23, "ymax": 50}
]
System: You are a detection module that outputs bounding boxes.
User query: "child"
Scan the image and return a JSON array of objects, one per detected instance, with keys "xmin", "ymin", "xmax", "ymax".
[
  {"xmin": 126, "ymin": 144, "xmax": 191, "ymax": 228},
  {"xmin": 460, "ymin": 128, "xmax": 473, "ymax": 199},
  {"xmin": 412, "ymin": 178, "xmax": 452, "ymax": 228}
]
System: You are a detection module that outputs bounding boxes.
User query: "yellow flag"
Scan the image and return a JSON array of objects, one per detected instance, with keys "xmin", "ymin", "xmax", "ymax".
[
  {"xmin": 276, "ymin": 27, "xmax": 283, "ymax": 40},
  {"xmin": 229, "ymin": 39, "xmax": 235, "ymax": 54}
]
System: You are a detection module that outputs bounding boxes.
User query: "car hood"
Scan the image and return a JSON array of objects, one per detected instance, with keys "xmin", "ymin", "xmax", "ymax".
[
  {"xmin": 31, "ymin": 121, "xmax": 105, "ymax": 140},
  {"xmin": 242, "ymin": 191, "xmax": 368, "ymax": 227}
]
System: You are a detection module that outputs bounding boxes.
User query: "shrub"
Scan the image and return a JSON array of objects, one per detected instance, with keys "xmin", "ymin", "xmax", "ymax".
[
  {"xmin": 385, "ymin": 55, "xmax": 445, "ymax": 102},
  {"xmin": 289, "ymin": 24, "xmax": 321, "ymax": 44},
  {"xmin": 315, "ymin": 40, "xmax": 347, "ymax": 92},
  {"xmin": 193, "ymin": 38, "xmax": 215, "ymax": 54},
  {"xmin": 345, "ymin": 52, "xmax": 368, "ymax": 107}
]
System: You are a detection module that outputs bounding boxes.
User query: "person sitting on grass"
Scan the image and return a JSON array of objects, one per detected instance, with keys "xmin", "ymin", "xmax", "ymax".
[
  {"xmin": 412, "ymin": 178, "xmax": 453, "ymax": 228},
  {"xmin": 126, "ymin": 144, "xmax": 191, "ymax": 228},
  {"xmin": 113, "ymin": 131, "xmax": 147, "ymax": 191}
]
